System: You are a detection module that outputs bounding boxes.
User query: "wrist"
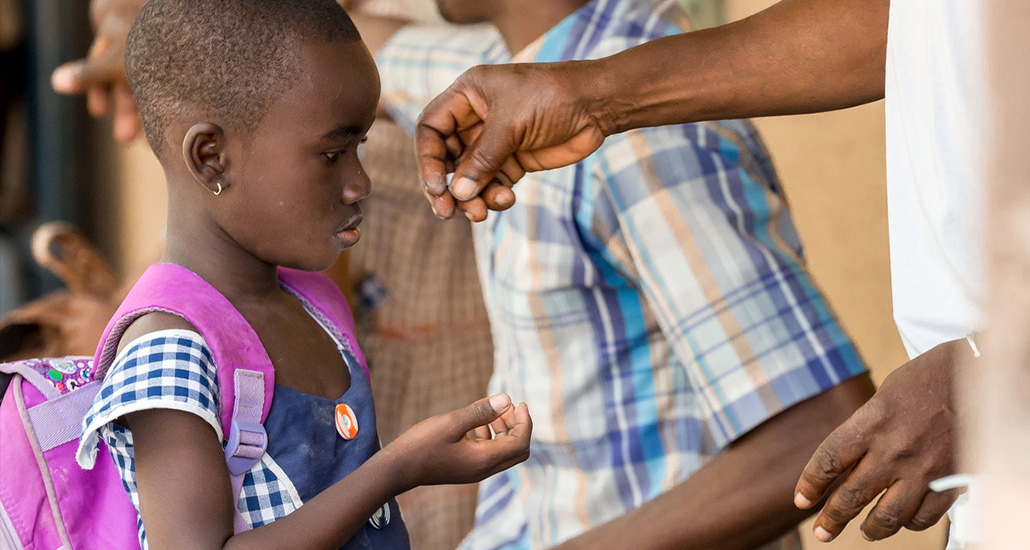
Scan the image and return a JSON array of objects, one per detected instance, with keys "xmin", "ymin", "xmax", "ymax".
[
  {"xmin": 368, "ymin": 443, "xmax": 415, "ymax": 496},
  {"xmin": 572, "ymin": 58, "xmax": 625, "ymax": 137},
  {"xmin": 577, "ymin": 43, "xmax": 700, "ymax": 136}
]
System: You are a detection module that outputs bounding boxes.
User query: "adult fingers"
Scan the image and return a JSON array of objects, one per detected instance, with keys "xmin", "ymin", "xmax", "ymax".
[
  {"xmin": 415, "ymin": 121, "xmax": 455, "ymax": 197},
  {"xmin": 113, "ymin": 83, "xmax": 143, "ymax": 142},
  {"xmin": 424, "ymin": 188, "xmax": 457, "ymax": 220},
  {"xmin": 512, "ymin": 125, "xmax": 606, "ymax": 174},
  {"xmin": 480, "ymin": 181, "xmax": 515, "ymax": 212},
  {"xmin": 859, "ymin": 482, "xmax": 927, "ymax": 541},
  {"xmin": 51, "ymin": 37, "xmax": 125, "ymax": 96},
  {"xmin": 450, "ymin": 117, "xmax": 520, "ymax": 202},
  {"xmin": 795, "ymin": 417, "xmax": 870, "ymax": 509},
  {"xmin": 89, "ymin": 0, "xmax": 143, "ymax": 28},
  {"xmin": 457, "ymin": 196, "xmax": 488, "ymax": 222},
  {"xmin": 810, "ymin": 461, "xmax": 889, "ymax": 543},
  {"xmin": 86, "ymin": 86, "xmax": 111, "ymax": 119},
  {"xmin": 416, "ymin": 87, "xmax": 482, "ymax": 196},
  {"xmin": 481, "ymin": 165, "xmax": 518, "ymax": 211},
  {"xmin": 453, "ymin": 125, "xmax": 517, "ymax": 211},
  {"xmin": 481, "ymin": 186, "xmax": 516, "ymax": 212},
  {"xmin": 904, "ymin": 489, "xmax": 957, "ymax": 532}
]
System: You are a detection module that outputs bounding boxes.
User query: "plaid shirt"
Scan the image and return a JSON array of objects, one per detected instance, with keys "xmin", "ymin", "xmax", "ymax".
[{"xmin": 377, "ymin": 1, "xmax": 866, "ymax": 548}]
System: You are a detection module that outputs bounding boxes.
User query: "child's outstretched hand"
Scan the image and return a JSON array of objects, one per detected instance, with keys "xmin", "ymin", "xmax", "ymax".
[{"xmin": 385, "ymin": 394, "xmax": 532, "ymax": 491}]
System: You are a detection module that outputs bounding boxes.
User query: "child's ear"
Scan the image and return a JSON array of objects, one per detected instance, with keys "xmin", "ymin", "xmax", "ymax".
[{"xmin": 182, "ymin": 122, "xmax": 229, "ymax": 195}]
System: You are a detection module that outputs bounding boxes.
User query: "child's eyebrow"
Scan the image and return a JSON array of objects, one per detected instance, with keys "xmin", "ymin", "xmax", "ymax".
[{"xmin": 320, "ymin": 125, "xmax": 364, "ymax": 142}]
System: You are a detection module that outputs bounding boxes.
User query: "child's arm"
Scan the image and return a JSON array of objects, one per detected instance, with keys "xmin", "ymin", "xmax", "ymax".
[{"xmin": 126, "ymin": 393, "xmax": 531, "ymax": 550}]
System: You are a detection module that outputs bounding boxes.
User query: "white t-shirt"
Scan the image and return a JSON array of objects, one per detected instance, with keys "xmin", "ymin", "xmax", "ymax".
[{"xmin": 885, "ymin": 0, "xmax": 987, "ymax": 359}]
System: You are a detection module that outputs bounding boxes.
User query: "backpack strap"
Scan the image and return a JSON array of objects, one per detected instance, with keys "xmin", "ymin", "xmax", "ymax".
[
  {"xmin": 278, "ymin": 267, "xmax": 370, "ymax": 380},
  {"xmin": 93, "ymin": 263, "xmax": 273, "ymax": 533}
]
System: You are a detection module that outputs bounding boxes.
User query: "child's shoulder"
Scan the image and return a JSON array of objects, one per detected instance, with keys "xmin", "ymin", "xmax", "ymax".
[{"xmin": 116, "ymin": 311, "xmax": 199, "ymax": 355}]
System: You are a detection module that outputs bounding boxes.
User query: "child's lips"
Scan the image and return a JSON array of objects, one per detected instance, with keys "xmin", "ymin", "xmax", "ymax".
[
  {"xmin": 335, "ymin": 212, "xmax": 363, "ymax": 233},
  {"xmin": 334, "ymin": 213, "xmax": 363, "ymax": 247}
]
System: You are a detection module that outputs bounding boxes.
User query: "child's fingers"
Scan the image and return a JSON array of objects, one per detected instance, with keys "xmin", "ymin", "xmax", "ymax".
[
  {"xmin": 490, "ymin": 415, "xmax": 509, "ymax": 438},
  {"xmin": 467, "ymin": 425, "xmax": 491, "ymax": 441},
  {"xmin": 510, "ymin": 403, "xmax": 532, "ymax": 436},
  {"xmin": 451, "ymin": 393, "xmax": 511, "ymax": 437},
  {"xmin": 496, "ymin": 404, "xmax": 520, "ymax": 433},
  {"xmin": 477, "ymin": 407, "xmax": 533, "ymax": 474}
]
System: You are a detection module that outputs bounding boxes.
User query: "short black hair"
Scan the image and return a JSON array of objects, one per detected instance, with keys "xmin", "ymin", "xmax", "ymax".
[{"xmin": 125, "ymin": 0, "xmax": 361, "ymax": 157}]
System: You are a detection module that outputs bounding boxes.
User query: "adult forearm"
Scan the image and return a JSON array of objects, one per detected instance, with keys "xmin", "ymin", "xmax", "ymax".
[
  {"xmin": 554, "ymin": 375, "xmax": 875, "ymax": 550},
  {"xmin": 585, "ymin": 0, "xmax": 888, "ymax": 135}
]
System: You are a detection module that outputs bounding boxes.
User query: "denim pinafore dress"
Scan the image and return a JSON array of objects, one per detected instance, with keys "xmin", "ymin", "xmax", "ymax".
[{"xmin": 263, "ymin": 329, "xmax": 410, "ymax": 549}]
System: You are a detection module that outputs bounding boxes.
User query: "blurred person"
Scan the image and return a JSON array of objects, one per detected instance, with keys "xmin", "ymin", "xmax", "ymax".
[{"xmin": 414, "ymin": 0, "xmax": 984, "ymax": 546}]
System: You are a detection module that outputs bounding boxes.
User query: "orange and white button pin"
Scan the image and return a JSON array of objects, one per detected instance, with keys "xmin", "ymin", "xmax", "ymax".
[{"xmin": 335, "ymin": 403, "xmax": 359, "ymax": 440}]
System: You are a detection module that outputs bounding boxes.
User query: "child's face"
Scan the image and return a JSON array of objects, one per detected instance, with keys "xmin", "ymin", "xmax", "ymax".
[{"xmin": 221, "ymin": 40, "xmax": 380, "ymax": 271}]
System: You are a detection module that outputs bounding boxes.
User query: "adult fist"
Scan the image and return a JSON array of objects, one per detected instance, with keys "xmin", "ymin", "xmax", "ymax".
[
  {"xmin": 415, "ymin": 60, "xmax": 610, "ymax": 221},
  {"xmin": 794, "ymin": 339, "xmax": 969, "ymax": 542}
]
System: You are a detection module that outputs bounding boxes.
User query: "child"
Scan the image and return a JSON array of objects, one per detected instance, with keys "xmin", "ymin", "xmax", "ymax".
[{"xmin": 73, "ymin": 0, "xmax": 532, "ymax": 548}]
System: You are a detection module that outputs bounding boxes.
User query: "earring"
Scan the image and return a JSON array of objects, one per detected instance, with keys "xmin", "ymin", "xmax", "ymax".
[{"xmin": 214, "ymin": 182, "xmax": 223, "ymax": 196}]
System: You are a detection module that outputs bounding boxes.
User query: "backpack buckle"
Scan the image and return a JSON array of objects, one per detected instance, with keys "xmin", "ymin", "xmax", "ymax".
[{"xmin": 224, "ymin": 420, "xmax": 267, "ymax": 475}]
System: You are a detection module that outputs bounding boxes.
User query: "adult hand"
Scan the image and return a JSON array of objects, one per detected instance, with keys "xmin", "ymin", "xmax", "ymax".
[
  {"xmin": 794, "ymin": 339, "xmax": 968, "ymax": 542},
  {"xmin": 50, "ymin": 0, "xmax": 145, "ymax": 143},
  {"xmin": 386, "ymin": 393, "xmax": 532, "ymax": 492},
  {"xmin": 415, "ymin": 61, "xmax": 610, "ymax": 221}
]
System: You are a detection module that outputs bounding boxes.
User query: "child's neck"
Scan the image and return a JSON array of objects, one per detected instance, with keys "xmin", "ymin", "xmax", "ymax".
[{"xmin": 163, "ymin": 203, "xmax": 282, "ymax": 306}]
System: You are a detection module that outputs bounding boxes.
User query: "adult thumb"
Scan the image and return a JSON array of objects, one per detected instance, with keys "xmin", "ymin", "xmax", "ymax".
[{"xmin": 449, "ymin": 121, "xmax": 518, "ymax": 201}]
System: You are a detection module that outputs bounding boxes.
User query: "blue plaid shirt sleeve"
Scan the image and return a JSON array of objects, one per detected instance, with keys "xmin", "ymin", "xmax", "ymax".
[
  {"xmin": 376, "ymin": 24, "xmax": 501, "ymax": 133},
  {"xmin": 588, "ymin": 124, "xmax": 866, "ymax": 449},
  {"xmin": 77, "ymin": 329, "xmax": 222, "ymax": 469}
]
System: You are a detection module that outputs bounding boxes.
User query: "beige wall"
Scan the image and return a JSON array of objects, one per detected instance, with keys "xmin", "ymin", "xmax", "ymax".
[
  {"xmin": 107, "ymin": 2, "xmax": 947, "ymax": 546},
  {"xmin": 106, "ymin": 141, "xmax": 165, "ymax": 277}
]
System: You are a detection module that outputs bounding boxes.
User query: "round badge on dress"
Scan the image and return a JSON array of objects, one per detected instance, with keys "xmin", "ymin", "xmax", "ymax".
[
  {"xmin": 369, "ymin": 503, "xmax": 391, "ymax": 529},
  {"xmin": 335, "ymin": 403, "xmax": 358, "ymax": 440}
]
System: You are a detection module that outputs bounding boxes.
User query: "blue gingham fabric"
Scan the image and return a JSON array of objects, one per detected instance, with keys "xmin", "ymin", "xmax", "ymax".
[
  {"xmin": 77, "ymin": 329, "xmax": 301, "ymax": 549},
  {"xmin": 376, "ymin": 0, "xmax": 867, "ymax": 548}
]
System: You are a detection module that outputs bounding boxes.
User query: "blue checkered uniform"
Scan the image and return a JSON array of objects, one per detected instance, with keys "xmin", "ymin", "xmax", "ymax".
[
  {"xmin": 77, "ymin": 325, "xmax": 409, "ymax": 549},
  {"xmin": 77, "ymin": 330, "xmax": 302, "ymax": 549}
]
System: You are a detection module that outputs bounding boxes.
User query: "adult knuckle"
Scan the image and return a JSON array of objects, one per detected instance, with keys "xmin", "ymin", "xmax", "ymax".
[
  {"xmin": 869, "ymin": 507, "xmax": 903, "ymax": 533},
  {"xmin": 908, "ymin": 498, "xmax": 951, "ymax": 531},
  {"xmin": 834, "ymin": 485, "xmax": 868, "ymax": 513},
  {"xmin": 906, "ymin": 513, "xmax": 940, "ymax": 531},
  {"xmin": 814, "ymin": 451, "xmax": 843, "ymax": 480}
]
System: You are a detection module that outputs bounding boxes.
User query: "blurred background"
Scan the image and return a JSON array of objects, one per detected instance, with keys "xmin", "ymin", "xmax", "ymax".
[{"xmin": 0, "ymin": 0, "xmax": 946, "ymax": 548}]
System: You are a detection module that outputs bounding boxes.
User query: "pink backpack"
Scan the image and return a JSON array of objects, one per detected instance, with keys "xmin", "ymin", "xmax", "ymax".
[{"xmin": 0, "ymin": 263, "xmax": 367, "ymax": 549}]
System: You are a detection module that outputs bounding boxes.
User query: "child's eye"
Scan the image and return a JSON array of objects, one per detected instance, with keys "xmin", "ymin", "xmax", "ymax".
[
  {"xmin": 360, "ymin": 136, "xmax": 369, "ymax": 144},
  {"xmin": 323, "ymin": 151, "xmax": 341, "ymax": 163}
]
